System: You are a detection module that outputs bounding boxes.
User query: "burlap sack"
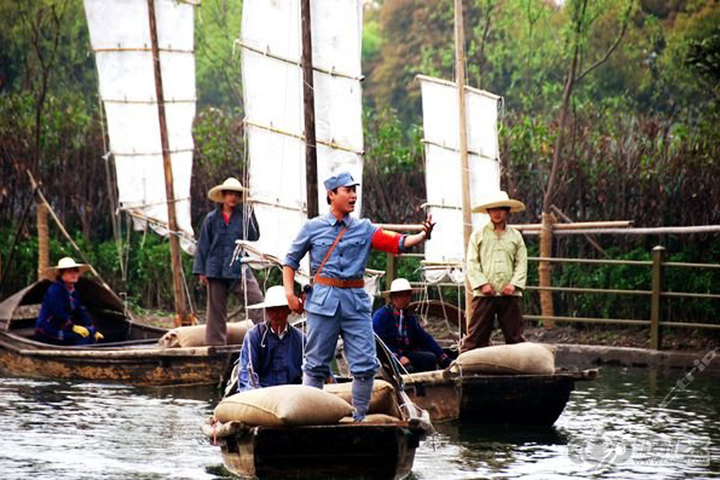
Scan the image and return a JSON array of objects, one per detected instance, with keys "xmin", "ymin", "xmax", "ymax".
[
  {"xmin": 157, "ymin": 320, "xmax": 253, "ymax": 348},
  {"xmin": 449, "ymin": 342, "xmax": 556, "ymax": 375},
  {"xmin": 214, "ymin": 385, "xmax": 354, "ymax": 426},
  {"xmin": 324, "ymin": 379, "xmax": 402, "ymax": 418},
  {"xmin": 339, "ymin": 413, "xmax": 401, "ymax": 424}
]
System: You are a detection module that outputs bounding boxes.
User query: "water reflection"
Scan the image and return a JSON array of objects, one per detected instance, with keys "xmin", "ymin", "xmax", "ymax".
[
  {"xmin": 1, "ymin": 366, "xmax": 718, "ymax": 479},
  {"xmin": 0, "ymin": 377, "xmax": 226, "ymax": 480}
]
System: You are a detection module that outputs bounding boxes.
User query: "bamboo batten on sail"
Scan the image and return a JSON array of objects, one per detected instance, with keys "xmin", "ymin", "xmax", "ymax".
[
  {"xmin": 418, "ymin": 75, "xmax": 502, "ymax": 284},
  {"xmin": 84, "ymin": 0, "xmax": 196, "ymax": 253},
  {"xmin": 239, "ymin": 0, "xmax": 364, "ymax": 262}
]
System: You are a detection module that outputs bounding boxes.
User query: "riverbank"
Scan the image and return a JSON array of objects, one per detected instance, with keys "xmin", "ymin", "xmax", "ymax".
[{"xmin": 132, "ymin": 308, "xmax": 718, "ymax": 374}]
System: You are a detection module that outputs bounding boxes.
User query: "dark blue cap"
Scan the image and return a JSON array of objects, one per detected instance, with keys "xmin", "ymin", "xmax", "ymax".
[{"xmin": 323, "ymin": 171, "xmax": 359, "ymax": 191}]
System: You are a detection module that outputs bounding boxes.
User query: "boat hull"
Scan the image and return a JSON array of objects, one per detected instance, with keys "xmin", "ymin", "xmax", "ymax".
[
  {"xmin": 0, "ymin": 334, "xmax": 237, "ymax": 386},
  {"xmin": 404, "ymin": 371, "xmax": 576, "ymax": 426},
  {"xmin": 215, "ymin": 423, "xmax": 424, "ymax": 479}
]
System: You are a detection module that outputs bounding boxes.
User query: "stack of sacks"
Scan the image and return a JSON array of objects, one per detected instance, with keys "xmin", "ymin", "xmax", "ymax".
[
  {"xmin": 324, "ymin": 379, "xmax": 403, "ymax": 422},
  {"xmin": 449, "ymin": 342, "xmax": 556, "ymax": 375},
  {"xmin": 214, "ymin": 385, "xmax": 354, "ymax": 426},
  {"xmin": 158, "ymin": 320, "xmax": 253, "ymax": 348}
]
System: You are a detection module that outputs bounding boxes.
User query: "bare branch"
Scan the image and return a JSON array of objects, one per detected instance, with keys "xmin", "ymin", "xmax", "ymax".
[{"xmin": 574, "ymin": 8, "xmax": 630, "ymax": 85}]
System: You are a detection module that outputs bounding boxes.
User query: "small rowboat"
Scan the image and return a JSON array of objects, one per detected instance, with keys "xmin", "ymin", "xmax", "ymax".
[{"xmin": 0, "ymin": 279, "xmax": 238, "ymax": 386}]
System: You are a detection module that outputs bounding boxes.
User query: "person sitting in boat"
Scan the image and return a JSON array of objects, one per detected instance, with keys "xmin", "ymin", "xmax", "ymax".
[
  {"xmin": 237, "ymin": 286, "xmax": 305, "ymax": 391},
  {"xmin": 372, "ymin": 278, "xmax": 451, "ymax": 373},
  {"xmin": 34, "ymin": 257, "xmax": 104, "ymax": 346},
  {"xmin": 460, "ymin": 191, "xmax": 527, "ymax": 352},
  {"xmin": 193, "ymin": 177, "xmax": 265, "ymax": 346}
]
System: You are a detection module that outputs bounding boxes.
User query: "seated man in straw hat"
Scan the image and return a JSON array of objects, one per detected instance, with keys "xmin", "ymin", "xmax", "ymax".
[
  {"xmin": 461, "ymin": 191, "xmax": 528, "ymax": 352},
  {"xmin": 193, "ymin": 177, "xmax": 265, "ymax": 346},
  {"xmin": 237, "ymin": 286, "xmax": 305, "ymax": 392},
  {"xmin": 373, "ymin": 278, "xmax": 451, "ymax": 373},
  {"xmin": 34, "ymin": 257, "xmax": 104, "ymax": 346}
]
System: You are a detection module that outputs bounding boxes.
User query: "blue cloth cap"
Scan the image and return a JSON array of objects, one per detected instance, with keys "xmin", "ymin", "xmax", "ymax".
[{"xmin": 323, "ymin": 171, "xmax": 359, "ymax": 191}]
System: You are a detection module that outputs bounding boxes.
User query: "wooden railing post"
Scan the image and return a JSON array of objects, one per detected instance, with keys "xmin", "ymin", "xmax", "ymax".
[
  {"xmin": 385, "ymin": 252, "xmax": 397, "ymax": 290},
  {"xmin": 650, "ymin": 245, "xmax": 666, "ymax": 350}
]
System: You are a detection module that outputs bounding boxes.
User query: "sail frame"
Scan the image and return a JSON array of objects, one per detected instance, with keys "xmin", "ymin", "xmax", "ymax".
[
  {"xmin": 418, "ymin": 75, "xmax": 503, "ymax": 283},
  {"xmin": 84, "ymin": 0, "xmax": 197, "ymax": 251}
]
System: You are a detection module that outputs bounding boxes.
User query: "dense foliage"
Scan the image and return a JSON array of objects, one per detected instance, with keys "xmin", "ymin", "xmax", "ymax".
[{"xmin": 1, "ymin": 0, "xmax": 719, "ymax": 327}]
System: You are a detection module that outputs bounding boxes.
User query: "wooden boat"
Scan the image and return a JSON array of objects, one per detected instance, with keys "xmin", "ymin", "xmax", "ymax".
[
  {"xmin": 204, "ymin": 328, "xmax": 432, "ymax": 479},
  {"xmin": 402, "ymin": 367, "xmax": 597, "ymax": 426},
  {"xmin": 203, "ymin": 418, "xmax": 428, "ymax": 480},
  {"xmin": 0, "ymin": 279, "xmax": 238, "ymax": 386}
]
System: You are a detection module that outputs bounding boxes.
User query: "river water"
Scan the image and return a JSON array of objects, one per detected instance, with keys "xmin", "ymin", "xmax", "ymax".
[{"xmin": 1, "ymin": 365, "xmax": 718, "ymax": 479}]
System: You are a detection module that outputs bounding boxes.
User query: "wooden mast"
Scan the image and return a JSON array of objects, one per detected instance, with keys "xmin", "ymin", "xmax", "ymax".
[
  {"xmin": 454, "ymin": 0, "xmax": 474, "ymax": 322},
  {"xmin": 300, "ymin": 0, "xmax": 319, "ymax": 218},
  {"xmin": 147, "ymin": 0, "xmax": 189, "ymax": 326}
]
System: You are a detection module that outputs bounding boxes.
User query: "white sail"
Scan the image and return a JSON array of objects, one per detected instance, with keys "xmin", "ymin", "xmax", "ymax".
[
  {"xmin": 418, "ymin": 75, "xmax": 502, "ymax": 282},
  {"xmin": 84, "ymin": 0, "xmax": 196, "ymax": 252},
  {"xmin": 240, "ymin": 0, "xmax": 364, "ymax": 264}
]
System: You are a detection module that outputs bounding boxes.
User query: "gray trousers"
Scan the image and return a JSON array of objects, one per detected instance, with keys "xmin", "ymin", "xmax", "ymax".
[{"xmin": 205, "ymin": 271, "xmax": 264, "ymax": 345}]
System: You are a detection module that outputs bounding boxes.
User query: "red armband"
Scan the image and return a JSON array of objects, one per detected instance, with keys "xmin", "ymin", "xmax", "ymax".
[{"xmin": 372, "ymin": 229, "xmax": 402, "ymax": 254}]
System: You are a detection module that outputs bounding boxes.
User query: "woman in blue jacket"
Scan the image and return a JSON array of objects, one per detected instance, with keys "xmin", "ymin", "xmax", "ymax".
[
  {"xmin": 34, "ymin": 257, "xmax": 104, "ymax": 345},
  {"xmin": 193, "ymin": 177, "xmax": 265, "ymax": 345},
  {"xmin": 372, "ymin": 278, "xmax": 450, "ymax": 373}
]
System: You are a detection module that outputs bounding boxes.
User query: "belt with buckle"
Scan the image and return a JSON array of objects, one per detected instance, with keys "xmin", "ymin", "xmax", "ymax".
[{"xmin": 313, "ymin": 276, "xmax": 365, "ymax": 288}]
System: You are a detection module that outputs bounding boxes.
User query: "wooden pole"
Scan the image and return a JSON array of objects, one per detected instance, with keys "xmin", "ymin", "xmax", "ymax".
[
  {"xmin": 36, "ymin": 200, "xmax": 50, "ymax": 281},
  {"xmin": 454, "ymin": 0, "xmax": 474, "ymax": 325},
  {"xmin": 386, "ymin": 253, "xmax": 397, "ymax": 291},
  {"xmin": 301, "ymin": 0, "xmax": 318, "ymax": 219},
  {"xmin": 147, "ymin": 0, "xmax": 189, "ymax": 326},
  {"xmin": 539, "ymin": 212, "xmax": 555, "ymax": 328},
  {"xmin": 650, "ymin": 245, "xmax": 665, "ymax": 350}
]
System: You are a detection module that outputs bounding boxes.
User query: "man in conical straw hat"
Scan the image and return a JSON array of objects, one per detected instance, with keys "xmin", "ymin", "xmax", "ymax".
[
  {"xmin": 236, "ymin": 286, "xmax": 305, "ymax": 392},
  {"xmin": 34, "ymin": 257, "xmax": 104, "ymax": 345},
  {"xmin": 193, "ymin": 177, "xmax": 265, "ymax": 345},
  {"xmin": 460, "ymin": 191, "xmax": 528, "ymax": 352},
  {"xmin": 372, "ymin": 278, "xmax": 451, "ymax": 373}
]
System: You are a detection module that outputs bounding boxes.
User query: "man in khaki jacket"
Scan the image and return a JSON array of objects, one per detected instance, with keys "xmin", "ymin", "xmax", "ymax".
[{"xmin": 460, "ymin": 191, "xmax": 527, "ymax": 352}]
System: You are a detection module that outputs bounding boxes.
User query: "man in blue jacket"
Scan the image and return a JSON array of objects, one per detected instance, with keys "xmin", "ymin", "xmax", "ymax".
[
  {"xmin": 283, "ymin": 171, "xmax": 435, "ymax": 420},
  {"xmin": 373, "ymin": 278, "xmax": 451, "ymax": 373},
  {"xmin": 237, "ymin": 286, "xmax": 305, "ymax": 391},
  {"xmin": 35, "ymin": 257, "xmax": 104, "ymax": 345},
  {"xmin": 193, "ymin": 177, "xmax": 264, "ymax": 345}
]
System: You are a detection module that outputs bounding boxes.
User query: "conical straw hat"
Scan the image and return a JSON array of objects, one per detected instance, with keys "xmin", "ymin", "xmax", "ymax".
[
  {"xmin": 208, "ymin": 177, "xmax": 249, "ymax": 203},
  {"xmin": 472, "ymin": 191, "xmax": 525, "ymax": 214}
]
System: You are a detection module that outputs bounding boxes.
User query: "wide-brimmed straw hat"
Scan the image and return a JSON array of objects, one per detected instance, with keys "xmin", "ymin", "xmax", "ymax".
[
  {"xmin": 46, "ymin": 257, "xmax": 89, "ymax": 278},
  {"xmin": 381, "ymin": 278, "xmax": 421, "ymax": 296},
  {"xmin": 207, "ymin": 177, "xmax": 249, "ymax": 203},
  {"xmin": 472, "ymin": 191, "xmax": 525, "ymax": 214},
  {"xmin": 247, "ymin": 286, "xmax": 290, "ymax": 310}
]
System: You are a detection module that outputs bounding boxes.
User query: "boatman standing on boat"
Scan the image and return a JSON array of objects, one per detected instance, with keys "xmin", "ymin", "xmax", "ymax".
[
  {"xmin": 460, "ymin": 191, "xmax": 528, "ymax": 352},
  {"xmin": 237, "ymin": 286, "xmax": 305, "ymax": 391},
  {"xmin": 34, "ymin": 257, "xmax": 104, "ymax": 345},
  {"xmin": 283, "ymin": 171, "xmax": 434, "ymax": 421},
  {"xmin": 193, "ymin": 177, "xmax": 265, "ymax": 346}
]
